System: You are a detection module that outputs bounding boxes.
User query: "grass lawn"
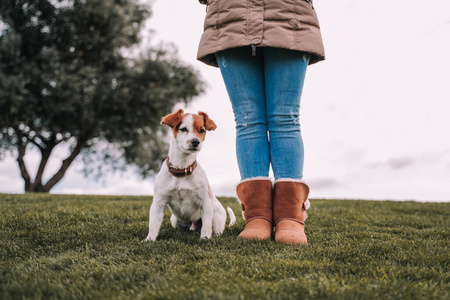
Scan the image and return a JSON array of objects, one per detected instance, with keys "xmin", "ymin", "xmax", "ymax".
[{"xmin": 0, "ymin": 193, "xmax": 448, "ymax": 299}]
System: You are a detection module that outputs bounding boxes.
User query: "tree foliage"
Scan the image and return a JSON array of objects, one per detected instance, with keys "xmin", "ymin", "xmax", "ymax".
[{"xmin": 0, "ymin": 0, "xmax": 203, "ymax": 192}]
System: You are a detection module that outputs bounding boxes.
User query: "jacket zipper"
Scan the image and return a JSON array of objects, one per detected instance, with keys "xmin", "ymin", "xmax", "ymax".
[{"xmin": 252, "ymin": 44, "xmax": 256, "ymax": 56}]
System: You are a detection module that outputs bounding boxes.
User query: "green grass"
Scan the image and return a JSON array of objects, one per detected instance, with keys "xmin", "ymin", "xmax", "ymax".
[{"xmin": 0, "ymin": 193, "xmax": 448, "ymax": 299}]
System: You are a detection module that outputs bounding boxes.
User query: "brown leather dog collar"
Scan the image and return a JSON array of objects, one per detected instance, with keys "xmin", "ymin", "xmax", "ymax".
[{"xmin": 166, "ymin": 157, "xmax": 198, "ymax": 177}]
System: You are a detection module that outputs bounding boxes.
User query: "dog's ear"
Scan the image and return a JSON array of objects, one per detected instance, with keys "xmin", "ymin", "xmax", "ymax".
[
  {"xmin": 161, "ymin": 109, "xmax": 184, "ymax": 129},
  {"xmin": 198, "ymin": 111, "xmax": 217, "ymax": 131}
]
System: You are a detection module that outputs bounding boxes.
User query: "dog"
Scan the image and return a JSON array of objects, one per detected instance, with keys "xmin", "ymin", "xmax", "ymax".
[{"xmin": 144, "ymin": 109, "xmax": 236, "ymax": 241}]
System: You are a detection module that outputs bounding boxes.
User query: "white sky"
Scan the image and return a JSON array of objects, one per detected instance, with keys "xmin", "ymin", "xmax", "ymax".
[{"xmin": 1, "ymin": 0, "xmax": 449, "ymax": 201}]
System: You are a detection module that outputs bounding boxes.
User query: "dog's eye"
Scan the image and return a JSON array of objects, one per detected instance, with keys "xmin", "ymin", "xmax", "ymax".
[
  {"xmin": 198, "ymin": 128, "xmax": 205, "ymax": 134},
  {"xmin": 180, "ymin": 127, "xmax": 188, "ymax": 132}
]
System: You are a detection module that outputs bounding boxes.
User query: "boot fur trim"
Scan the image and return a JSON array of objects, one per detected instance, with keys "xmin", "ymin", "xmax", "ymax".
[
  {"xmin": 240, "ymin": 177, "xmax": 273, "ymax": 184},
  {"xmin": 274, "ymin": 178, "xmax": 308, "ymax": 185}
]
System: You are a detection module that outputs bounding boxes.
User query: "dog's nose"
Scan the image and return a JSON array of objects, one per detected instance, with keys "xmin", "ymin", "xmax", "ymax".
[{"xmin": 191, "ymin": 139, "xmax": 200, "ymax": 148}]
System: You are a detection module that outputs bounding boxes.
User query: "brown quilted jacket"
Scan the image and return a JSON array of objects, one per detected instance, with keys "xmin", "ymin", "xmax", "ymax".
[{"xmin": 197, "ymin": 0, "xmax": 325, "ymax": 67}]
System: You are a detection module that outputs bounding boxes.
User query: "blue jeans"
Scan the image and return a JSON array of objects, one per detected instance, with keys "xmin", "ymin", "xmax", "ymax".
[{"xmin": 216, "ymin": 47, "xmax": 309, "ymax": 181}]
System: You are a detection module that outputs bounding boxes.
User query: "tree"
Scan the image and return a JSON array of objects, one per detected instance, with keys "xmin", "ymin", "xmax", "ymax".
[{"xmin": 0, "ymin": 0, "xmax": 203, "ymax": 192}]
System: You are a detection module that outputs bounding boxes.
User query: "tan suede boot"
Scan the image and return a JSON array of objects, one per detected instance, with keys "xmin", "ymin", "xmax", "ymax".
[
  {"xmin": 236, "ymin": 178, "xmax": 273, "ymax": 240},
  {"xmin": 273, "ymin": 179, "xmax": 310, "ymax": 245}
]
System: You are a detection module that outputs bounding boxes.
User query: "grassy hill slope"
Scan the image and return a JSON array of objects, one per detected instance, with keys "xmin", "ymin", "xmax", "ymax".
[{"xmin": 0, "ymin": 193, "xmax": 448, "ymax": 299}]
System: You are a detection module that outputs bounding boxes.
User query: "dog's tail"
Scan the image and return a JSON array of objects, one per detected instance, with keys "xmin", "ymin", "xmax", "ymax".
[{"xmin": 226, "ymin": 207, "xmax": 236, "ymax": 226}]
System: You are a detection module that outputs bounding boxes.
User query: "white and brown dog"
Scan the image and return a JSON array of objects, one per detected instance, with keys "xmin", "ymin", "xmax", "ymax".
[{"xmin": 144, "ymin": 109, "xmax": 236, "ymax": 241}]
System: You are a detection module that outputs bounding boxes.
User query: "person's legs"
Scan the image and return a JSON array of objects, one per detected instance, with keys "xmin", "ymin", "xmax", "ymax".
[
  {"xmin": 216, "ymin": 47, "xmax": 310, "ymax": 243},
  {"xmin": 264, "ymin": 47, "xmax": 310, "ymax": 245},
  {"xmin": 216, "ymin": 47, "xmax": 273, "ymax": 240},
  {"xmin": 264, "ymin": 47, "xmax": 309, "ymax": 180},
  {"xmin": 215, "ymin": 47, "xmax": 269, "ymax": 180}
]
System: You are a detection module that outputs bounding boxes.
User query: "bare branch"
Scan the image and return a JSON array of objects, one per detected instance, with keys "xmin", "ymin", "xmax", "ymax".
[
  {"xmin": 29, "ymin": 136, "xmax": 45, "ymax": 151},
  {"xmin": 30, "ymin": 143, "xmax": 55, "ymax": 191},
  {"xmin": 41, "ymin": 138, "xmax": 87, "ymax": 192}
]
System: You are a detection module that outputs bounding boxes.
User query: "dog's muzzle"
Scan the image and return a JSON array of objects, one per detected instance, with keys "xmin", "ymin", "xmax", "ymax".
[{"xmin": 190, "ymin": 139, "xmax": 201, "ymax": 148}]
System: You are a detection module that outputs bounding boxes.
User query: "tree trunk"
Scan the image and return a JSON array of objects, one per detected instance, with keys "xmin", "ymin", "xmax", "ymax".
[
  {"xmin": 18, "ymin": 139, "xmax": 87, "ymax": 193},
  {"xmin": 17, "ymin": 141, "xmax": 32, "ymax": 192}
]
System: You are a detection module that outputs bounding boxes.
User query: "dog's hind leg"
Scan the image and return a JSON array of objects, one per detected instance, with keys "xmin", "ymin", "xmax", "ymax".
[{"xmin": 170, "ymin": 214, "xmax": 178, "ymax": 228}]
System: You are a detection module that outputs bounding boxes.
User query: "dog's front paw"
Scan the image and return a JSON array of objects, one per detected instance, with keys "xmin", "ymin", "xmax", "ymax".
[
  {"xmin": 200, "ymin": 229, "xmax": 212, "ymax": 239},
  {"xmin": 200, "ymin": 225, "xmax": 212, "ymax": 239},
  {"xmin": 143, "ymin": 234, "xmax": 157, "ymax": 242}
]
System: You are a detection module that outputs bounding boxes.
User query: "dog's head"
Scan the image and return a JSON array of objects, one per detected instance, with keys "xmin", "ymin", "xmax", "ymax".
[{"xmin": 161, "ymin": 109, "xmax": 217, "ymax": 153}]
